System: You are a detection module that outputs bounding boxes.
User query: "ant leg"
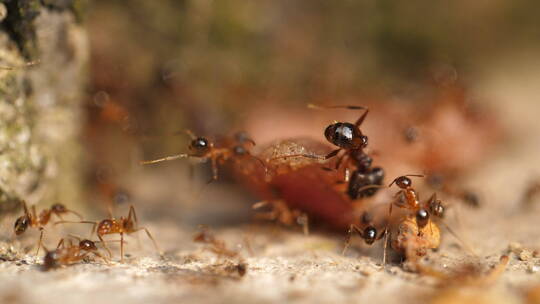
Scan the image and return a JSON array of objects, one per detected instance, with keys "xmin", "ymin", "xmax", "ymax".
[
  {"xmin": 382, "ymin": 203, "xmax": 394, "ymax": 266},
  {"xmin": 31, "ymin": 205, "xmax": 37, "ymax": 219},
  {"xmin": 128, "ymin": 205, "xmax": 138, "ymax": 225},
  {"xmin": 54, "ymin": 220, "xmax": 98, "ymax": 238},
  {"xmin": 140, "ymin": 153, "xmax": 188, "ymax": 165},
  {"xmin": 295, "ymin": 212, "xmax": 309, "ymax": 235},
  {"xmin": 21, "ymin": 200, "xmax": 30, "ymax": 217},
  {"xmin": 98, "ymin": 234, "xmax": 112, "ymax": 259},
  {"xmin": 127, "ymin": 205, "xmax": 143, "ymax": 249},
  {"xmin": 36, "ymin": 228, "xmax": 44, "ymax": 256},
  {"xmin": 134, "ymin": 227, "xmax": 162, "ymax": 256},
  {"xmin": 342, "ymin": 224, "xmax": 363, "ymax": 255},
  {"xmin": 208, "ymin": 156, "xmax": 219, "ymax": 183},
  {"xmin": 56, "ymin": 238, "xmax": 65, "ymax": 249},
  {"xmin": 120, "ymin": 232, "xmax": 124, "ymax": 262}
]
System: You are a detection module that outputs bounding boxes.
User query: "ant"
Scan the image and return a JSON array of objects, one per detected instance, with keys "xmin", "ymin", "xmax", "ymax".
[
  {"xmin": 252, "ymin": 200, "xmax": 309, "ymax": 235},
  {"xmin": 42, "ymin": 235, "xmax": 112, "ymax": 271},
  {"xmin": 342, "ymin": 211, "xmax": 386, "ymax": 254},
  {"xmin": 13, "ymin": 201, "xmax": 82, "ymax": 255},
  {"xmin": 56, "ymin": 205, "xmax": 162, "ymax": 262},
  {"xmin": 388, "ymin": 175, "xmax": 447, "ymax": 227},
  {"xmin": 193, "ymin": 226, "xmax": 239, "ymax": 258},
  {"xmin": 272, "ymin": 104, "xmax": 385, "ymax": 199},
  {"xmin": 141, "ymin": 130, "xmax": 265, "ymax": 182}
]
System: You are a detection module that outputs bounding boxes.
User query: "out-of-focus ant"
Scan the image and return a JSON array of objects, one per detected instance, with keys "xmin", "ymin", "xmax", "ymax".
[
  {"xmin": 56, "ymin": 205, "xmax": 162, "ymax": 262},
  {"xmin": 193, "ymin": 226, "xmax": 239, "ymax": 258},
  {"xmin": 252, "ymin": 200, "xmax": 309, "ymax": 235},
  {"xmin": 272, "ymin": 104, "xmax": 385, "ymax": 199},
  {"xmin": 13, "ymin": 201, "xmax": 82, "ymax": 255},
  {"xmin": 141, "ymin": 130, "xmax": 265, "ymax": 182},
  {"xmin": 42, "ymin": 235, "xmax": 112, "ymax": 271}
]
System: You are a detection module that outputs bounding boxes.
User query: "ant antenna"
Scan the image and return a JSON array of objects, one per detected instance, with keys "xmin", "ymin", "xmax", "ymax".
[
  {"xmin": 140, "ymin": 153, "xmax": 188, "ymax": 165},
  {"xmin": 307, "ymin": 104, "xmax": 369, "ymax": 127}
]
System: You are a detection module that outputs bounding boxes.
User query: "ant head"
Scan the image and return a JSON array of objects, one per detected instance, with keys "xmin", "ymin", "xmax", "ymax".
[
  {"xmin": 51, "ymin": 203, "xmax": 67, "ymax": 213},
  {"xmin": 324, "ymin": 122, "xmax": 368, "ymax": 150},
  {"xmin": 394, "ymin": 176, "xmax": 412, "ymax": 189},
  {"xmin": 363, "ymin": 226, "xmax": 377, "ymax": 245},
  {"xmin": 189, "ymin": 137, "xmax": 211, "ymax": 156},
  {"xmin": 79, "ymin": 240, "xmax": 97, "ymax": 251},
  {"xmin": 233, "ymin": 145, "xmax": 247, "ymax": 156},
  {"xmin": 14, "ymin": 216, "xmax": 30, "ymax": 235},
  {"xmin": 416, "ymin": 209, "xmax": 430, "ymax": 228},
  {"xmin": 42, "ymin": 250, "xmax": 59, "ymax": 271}
]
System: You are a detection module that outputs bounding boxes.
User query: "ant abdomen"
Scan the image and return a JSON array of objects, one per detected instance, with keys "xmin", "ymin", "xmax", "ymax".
[{"xmin": 347, "ymin": 167, "xmax": 385, "ymax": 199}]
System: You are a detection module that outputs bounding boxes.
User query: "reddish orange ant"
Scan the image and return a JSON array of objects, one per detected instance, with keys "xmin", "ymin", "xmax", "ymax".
[
  {"xmin": 13, "ymin": 201, "xmax": 83, "ymax": 255},
  {"xmin": 141, "ymin": 130, "xmax": 265, "ymax": 182},
  {"xmin": 56, "ymin": 205, "xmax": 162, "ymax": 262},
  {"xmin": 42, "ymin": 235, "xmax": 112, "ymax": 271}
]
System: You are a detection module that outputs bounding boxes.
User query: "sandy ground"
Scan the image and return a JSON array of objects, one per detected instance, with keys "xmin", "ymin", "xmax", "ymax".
[{"xmin": 1, "ymin": 61, "xmax": 540, "ymax": 304}]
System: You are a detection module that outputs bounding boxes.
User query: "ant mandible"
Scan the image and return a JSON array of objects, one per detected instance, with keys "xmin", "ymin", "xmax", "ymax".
[
  {"xmin": 14, "ymin": 201, "xmax": 83, "ymax": 255},
  {"xmin": 141, "ymin": 130, "xmax": 265, "ymax": 182},
  {"xmin": 42, "ymin": 235, "xmax": 111, "ymax": 270},
  {"xmin": 56, "ymin": 205, "xmax": 162, "ymax": 262}
]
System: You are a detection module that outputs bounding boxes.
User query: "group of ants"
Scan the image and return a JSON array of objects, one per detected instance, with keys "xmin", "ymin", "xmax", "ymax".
[{"xmin": 10, "ymin": 103, "xmax": 482, "ymax": 275}]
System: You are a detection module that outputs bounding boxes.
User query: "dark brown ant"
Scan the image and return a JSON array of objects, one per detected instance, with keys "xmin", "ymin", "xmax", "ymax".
[
  {"xmin": 14, "ymin": 201, "xmax": 82, "ymax": 255},
  {"xmin": 56, "ymin": 205, "xmax": 161, "ymax": 262},
  {"xmin": 342, "ymin": 211, "xmax": 385, "ymax": 254},
  {"xmin": 141, "ymin": 130, "xmax": 265, "ymax": 182},
  {"xmin": 42, "ymin": 235, "xmax": 111, "ymax": 271},
  {"xmin": 273, "ymin": 104, "xmax": 385, "ymax": 199}
]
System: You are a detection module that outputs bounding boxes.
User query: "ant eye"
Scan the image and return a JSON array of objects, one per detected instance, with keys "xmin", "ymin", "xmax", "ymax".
[
  {"xmin": 416, "ymin": 209, "xmax": 430, "ymax": 228},
  {"xmin": 14, "ymin": 216, "xmax": 29, "ymax": 235},
  {"xmin": 363, "ymin": 226, "xmax": 377, "ymax": 245},
  {"xmin": 191, "ymin": 137, "xmax": 209, "ymax": 149}
]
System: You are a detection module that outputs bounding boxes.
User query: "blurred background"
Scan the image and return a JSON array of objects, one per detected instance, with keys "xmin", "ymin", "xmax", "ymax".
[{"xmin": 83, "ymin": 0, "xmax": 540, "ymax": 228}]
